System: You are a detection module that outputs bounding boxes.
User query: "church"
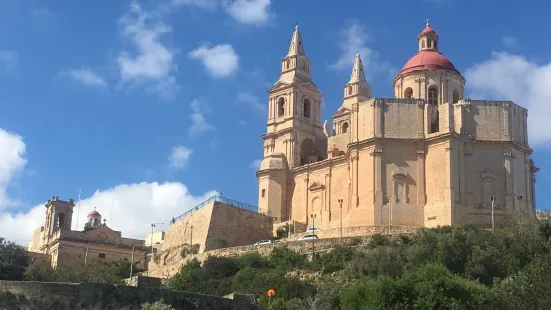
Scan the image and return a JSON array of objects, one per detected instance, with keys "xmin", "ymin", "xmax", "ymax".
[
  {"xmin": 256, "ymin": 21, "xmax": 538, "ymax": 232},
  {"xmin": 28, "ymin": 196, "xmax": 149, "ymax": 268}
]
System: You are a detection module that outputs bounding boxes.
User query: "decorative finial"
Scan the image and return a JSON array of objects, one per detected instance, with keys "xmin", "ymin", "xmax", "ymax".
[
  {"xmin": 295, "ymin": 23, "xmax": 299, "ymax": 30},
  {"xmin": 356, "ymin": 51, "xmax": 360, "ymax": 57},
  {"xmin": 426, "ymin": 19, "xmax": 430, "ymax": 27}
]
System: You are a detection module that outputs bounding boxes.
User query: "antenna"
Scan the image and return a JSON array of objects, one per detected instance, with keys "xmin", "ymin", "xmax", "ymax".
[{"xmin": 76, "ymin": 190, "xmax": 81, "ymax": 229}]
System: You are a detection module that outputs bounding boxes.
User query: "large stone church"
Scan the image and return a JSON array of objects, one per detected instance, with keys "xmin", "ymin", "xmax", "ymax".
[{"xmin": 256, "ymin": 21, "xmax": 538, "ymax": 231}]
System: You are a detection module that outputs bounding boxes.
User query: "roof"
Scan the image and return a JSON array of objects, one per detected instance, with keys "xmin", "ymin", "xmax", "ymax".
[
  {"xmin": 88, "ymin": 210, "xmax": 101, "ymax": 216},
  {"xmin": 398, "ymin": 51, "xmax": 459, "ymax": 75}
]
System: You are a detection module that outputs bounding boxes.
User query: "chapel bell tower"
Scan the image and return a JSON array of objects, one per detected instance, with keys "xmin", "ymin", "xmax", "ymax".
[{"xmin": 44, "ymin": 196, "xmax": 75, "ymax": 235}]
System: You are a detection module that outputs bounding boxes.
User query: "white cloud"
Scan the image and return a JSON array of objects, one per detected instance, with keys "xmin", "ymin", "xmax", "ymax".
[
  {"xmin": 0, "ymin": 182, "xmax": 218, "ymax": 246},
  {"xmin": 330, "ymin": 22, "xmax": 394, "ymax": 79},
  {"xmin": 169, "ymin": 145, "xmax": 192, "ymax": 169},
  {"xmin": 502, "ymin": 36, "xmax": 518, "ymax": 48},
  {"xmin": 117, "ymin": 2, "xmax": 179, "ymax": 99},
  {"xmin": 464, "ymin": 51, "xmax": 551, "ymax": 145},
  {"xmin": 224, "ymin": 0, "xmax": 273, "ymax": 25},
  {"xmin": 59, "ymin": 67, "xmax": 107, "ymax": 89},
  {"xmin": 188, "ymin": 97, "xmax": 216, "ymax": 138},
  {"xmin": 171, "ymin": 0, "xmax": 217, "ymax": 9},
  {"xmin": 0, "ymin": 129, "xmax": 27, "ymax": 209},
  {"xmin": 0, "ymin": 50, "xmax": 17, "ymax": 71},
  {"xmin": 188, "ymin": 44, "xmax": 239, "ymax": 78},
  {"xmin": 249, "ymin": 159, "xmax": 262, "ymax": 170},
  {"xmin": 236, "ymin": 91, "xmax": 265, "ymax": 113}
]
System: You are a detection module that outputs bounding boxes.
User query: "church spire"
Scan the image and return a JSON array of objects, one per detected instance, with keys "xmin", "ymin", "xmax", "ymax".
[
  {"xmin": 348, "ymin": 52, "xmax": 366, "ymax": 84},
  {"xmin": 287, "ymin": 24, "xmax": 305, "ymax": 57},
  {"xmin": 343, "ymin": 52, "xmax": 371, "ymax": 104}
]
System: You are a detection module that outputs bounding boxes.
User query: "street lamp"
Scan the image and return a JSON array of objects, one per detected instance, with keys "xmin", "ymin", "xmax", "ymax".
[
  {"xmin": 338, "ymin": 199, "xmax": 344, "ymax": 239},
  {"xmin": 129, "ymin": 245, "xmax": 137, "ymax": 281},
  {"xmin": 310, "ymin": 213, "xmax": 316, "ymax": 262},
  {"xmin": 490, "ymin": 195, "xmax": 495, "ymax": 231},
  {"xmin": 148, "ymin": 222, "xmax": 164, "ymax": 276}
]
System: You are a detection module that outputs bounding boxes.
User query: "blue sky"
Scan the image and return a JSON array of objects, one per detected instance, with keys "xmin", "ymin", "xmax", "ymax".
[{"xmin": 1, "ymin": 0, "xmax": 550, "ymax": 245}]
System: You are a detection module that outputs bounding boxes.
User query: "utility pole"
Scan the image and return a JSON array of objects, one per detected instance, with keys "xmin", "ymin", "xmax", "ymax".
[
  {"xmin": 129, "ymin": 245, "xmax": 136, "ymax": 280},
  {"xmin": 338, "ymin": 199, "xmax": 343, "ymax": 240},
  {"xmin": 310, "ymin": 214, "xmax": 316, "ymax": 262},
  {"xmin": 490, "ymin": 195, "xmax": 495, "ymax": 231},
  {"xmin": 149, "ymin": 222, "xmax": 163, "ymax": 276}
]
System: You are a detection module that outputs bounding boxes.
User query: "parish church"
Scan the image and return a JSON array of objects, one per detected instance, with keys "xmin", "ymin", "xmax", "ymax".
[{"xmin": 257, "ymin": 21, "xmax": 538, "ymax": 231}]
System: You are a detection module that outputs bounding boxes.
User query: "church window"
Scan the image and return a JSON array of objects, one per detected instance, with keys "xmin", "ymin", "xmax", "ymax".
[
  {"xmin": 422, "ymin": 40, "xmax": 426, "ymax": 48},
  {"xmin": 277, "ymin": 98, "xmax": 285, "ymax": 117},
  {"xmin": 404, "ymin": 87, "xmax": 413, "ymax": 99},
  {"xmin": 286, "ymin": 59, "xmax": 290, "ymax": 70},
  {"xmin": 342, "ymin": 122, "xmax": 349, "ymax": 134},
  {"xmin": 261, "ymin": 189, "xmax": 266, "ymax": 198},
  {"xmin": 99, "ymin": 253, "xmax": 106, "ymax": 259},
  {"xmin": 434, "ymin": 40, "xmax": 438, "ymax": 49},
  {"xmin": 428, "ymin": 86, "xmax": 438, "ymax": 106},
  {"xmin": 348, "ymin": 86, "xmax": 353, "ymax": 95},
  {"xmin": 428, "ymin": 39, "xmax": 432, "ymax": 48},
  {"xmin": 303, "ymin": 98, "xmax": 311, "ymax": 118},
  {"xmin": 453, "ymin": 90, "xmax": 459, "ymax": 104},
  {"xmin": 57, "ymin": 213, "xmax": 65, "ymax": 228}
]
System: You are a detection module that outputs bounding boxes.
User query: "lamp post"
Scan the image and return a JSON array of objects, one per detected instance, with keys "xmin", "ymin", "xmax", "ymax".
[
  {"xmin": 129, "ymin": 245, "xmax": 136, "ymax": 280},
  {"xmin": 490, "ymin": 195, "xmax": 495, "ymax": 231},
  {"xmin": 148, "ymin": 222, "xmax": 163, "ymax": 275},
  {"xmin": 84, "ymin": 247, "xmax": 89, "ymax": 265},
  {"xmin": 310, "ymin": 213, "xmax": 316, "ymax": 262},
  {"xmin": 338, "ymin": 199, "xmax": 344, "ymax": 240}
]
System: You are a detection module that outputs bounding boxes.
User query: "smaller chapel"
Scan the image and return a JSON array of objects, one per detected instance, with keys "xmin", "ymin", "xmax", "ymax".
[
  {"xmin": 257, "ymin": 21, "xmax": 537, "ymax": 233},
  {"xmin": 28, "ymin": 196, "xmax": 149, "ymax": 268}
]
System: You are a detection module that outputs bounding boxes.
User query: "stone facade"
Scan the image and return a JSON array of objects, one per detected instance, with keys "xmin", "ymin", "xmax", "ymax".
[
  {"xmin": 0, "ymin": 280, "xmax": 258, "ymax": 309},
  {"xmin": 161, "ymin": 195, "xmax": 273, "ymax": 254},
  {"xmin": 28, "ymin": 196, "xmax": 149, "ymax": 268},
  {"xmin": 257, "ymin": 21, "xmax": 538, "ymax": 232}
]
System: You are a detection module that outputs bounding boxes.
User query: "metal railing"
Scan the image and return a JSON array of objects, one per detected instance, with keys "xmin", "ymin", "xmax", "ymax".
[{"xmin": 169, "ymin": 195, "xmax": 258, "ymax": 225}]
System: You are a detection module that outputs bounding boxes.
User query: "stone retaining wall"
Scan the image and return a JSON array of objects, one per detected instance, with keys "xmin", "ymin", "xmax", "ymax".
[
  {"xmin": 0, "ymin": 280, "xmax": 258, "ymax": 310},
  {"xmin": 148, "ymin": 226, "xmax": 415, "ymax": 278}
]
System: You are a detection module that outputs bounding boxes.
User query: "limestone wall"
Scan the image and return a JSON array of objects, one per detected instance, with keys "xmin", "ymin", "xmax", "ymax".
[
  {"xmin": 0, "ymin": 280, "xmax": 258, "ymax": 309},
  {"xmin": 162, "ymin": 200, "xmax": 273, "ymax": 254}
]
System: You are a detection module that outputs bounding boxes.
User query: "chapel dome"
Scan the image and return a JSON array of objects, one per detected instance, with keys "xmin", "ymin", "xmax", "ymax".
[
  {"xmin": 399, "ymin": 51, "xmax": 459, "ymax": 75},
  {"xmin": 397, "ymin": 20, "xmax": 460, "ymax": 77},
  {"xmin": 88, "ymin": 210, "xmax": 101, "ymax": 216}
]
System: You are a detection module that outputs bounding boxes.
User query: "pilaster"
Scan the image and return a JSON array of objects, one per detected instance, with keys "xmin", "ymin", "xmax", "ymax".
[
  {"xmin": 416, "ymin": 146, "xmax": 426, "ymax": 206},
  {"xmin": 504, "ymin": 151, "xmax": 515, "ymax": 210}
]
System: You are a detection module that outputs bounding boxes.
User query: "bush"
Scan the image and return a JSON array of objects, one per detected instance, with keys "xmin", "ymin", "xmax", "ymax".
[
  {"xmin": 320, "ymin": 245, "xmax": 357, "ymax": 273},
  {"xmin": 269, "ymin": 247, "xmax": 309, "ymax": 270}
]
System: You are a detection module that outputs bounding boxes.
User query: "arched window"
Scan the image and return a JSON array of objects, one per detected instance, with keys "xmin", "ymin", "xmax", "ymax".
[
  {"xmin": 277, "ymin": 98, "xmax": 285, "ymax": 117},
  {"xmin": 303, "ymin": 98, "xmax": 311, "ymax": 119},
  {"xmin": 404, "ymin": 88, "xmax": 413, "ymax": 99},
  {"xmin": 57, "ymin": 213, "xmax": 65, "ymax": 228},
  {"xmin": 452, "ymin": 90, "xmax": 459, "ymax": 104},
  {"xmin": 428, "ymin": 86, "xmax": 438, "ymax": 106},
  {"xmin": 286, "ymin": 59, "xmax": 290, "ymax": 70},
  {"xmin": 348, "ymin": 86, "xmax": 353, "ymax": 95},
  {"xmin": 342, "ymin": 122, "xmax": 349, "ymax": 134}
]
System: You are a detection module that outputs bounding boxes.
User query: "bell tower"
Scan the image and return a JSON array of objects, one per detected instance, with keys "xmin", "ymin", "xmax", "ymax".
[
  {"xmin": 263, "ymin": 25, "xmax": 326, "ymax": 168},
  {"xmin": 44, "ymin": 196, "xmax": 75, "ymax": 235}
]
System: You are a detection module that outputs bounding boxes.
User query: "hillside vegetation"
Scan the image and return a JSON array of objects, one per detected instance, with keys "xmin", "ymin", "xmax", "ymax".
[{"xmin": 3, "ymin": 217, "xmax": 551, "ymax": 309}]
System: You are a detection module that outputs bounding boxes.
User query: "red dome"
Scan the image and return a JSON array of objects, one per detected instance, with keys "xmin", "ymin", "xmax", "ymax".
[
  {"xmin": 88, "ymin": 210, "xmax": 101, "ymax": 216},
  {"xmin": 419, "ymin": 26, "xmax": 436, "ymax": 36},
  {"xmin": 398, "ymin": 51, "xmax": 459, "ymax": 75}
]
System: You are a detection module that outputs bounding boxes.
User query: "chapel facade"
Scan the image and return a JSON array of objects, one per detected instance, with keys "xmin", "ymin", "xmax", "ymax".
[
  {"xmin": 256, "ymin": 21, "xmax": 538, "ymax": 230},
  {"xmin": 28, "ymin": 196, "xmax": 149, "ymax": 268}
]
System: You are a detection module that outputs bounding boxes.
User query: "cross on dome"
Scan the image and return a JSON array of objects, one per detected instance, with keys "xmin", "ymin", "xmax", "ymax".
[{"xmin": 426, "ymin": 19, "xmax": 430, "ymax": 27}]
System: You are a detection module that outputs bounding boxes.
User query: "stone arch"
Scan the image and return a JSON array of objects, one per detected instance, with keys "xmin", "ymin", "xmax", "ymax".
[
  {"xmin": 453, "ymin": 89, "xmax": 459, "ymax": 104},
  {"xmin": 404, "ymin": 87, "xmax": 413, "ymax": 99},
  {"xmin": 310, "ymin": 196, "xmax": 322, "ymax": 225},
  {"xmin": 303, "ymin": 98, "xmax": 311, "ymax": 119},
  {"xmin": 392, "ymin": 172, "xmax": 408, "ymax": 204},
  {"xmin": 341, "ymin": 122, "xmax": 349, "ymax": 134},
  {"xmin": 277, "ymin": 98, "xmax": 285, "ymax": 117}
]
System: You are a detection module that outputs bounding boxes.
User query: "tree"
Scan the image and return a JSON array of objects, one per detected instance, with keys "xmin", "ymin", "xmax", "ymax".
[{"xmin": 0, "ymin": 239, "xmax": 29, "ymax": 280}]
